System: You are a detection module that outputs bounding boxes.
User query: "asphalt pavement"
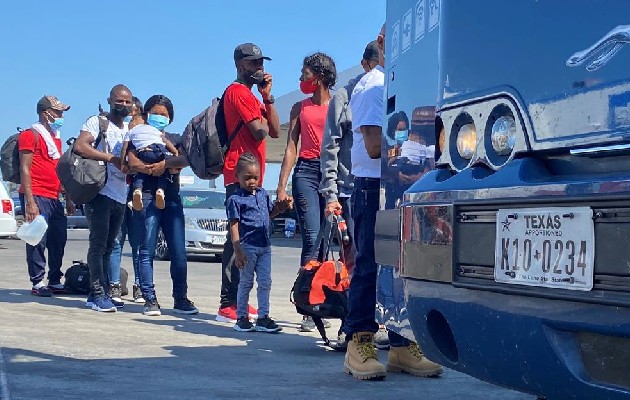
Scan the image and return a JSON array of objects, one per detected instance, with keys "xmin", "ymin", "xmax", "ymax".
[{"xmin": 0, "ymin": 230, "xmax": 532, "ymax": 400}]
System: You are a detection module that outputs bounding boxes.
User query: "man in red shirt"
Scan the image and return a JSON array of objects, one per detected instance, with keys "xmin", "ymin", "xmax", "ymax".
[
  {"xmin": 18, "ymin": 95, "xmax": 74, "ymax": 297},
  {"xmin": 216, "ymin": 42, "xmax": 281, "ymax": 322}
]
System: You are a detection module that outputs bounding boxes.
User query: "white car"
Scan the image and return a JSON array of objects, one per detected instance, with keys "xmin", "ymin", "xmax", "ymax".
[
  {"xmin": 155, "ymin": 189, "xmax": 227, "ymax": 261},
  {"xmin": 0, "ymin": 182, "xmax": 17, "ymax": 238}
]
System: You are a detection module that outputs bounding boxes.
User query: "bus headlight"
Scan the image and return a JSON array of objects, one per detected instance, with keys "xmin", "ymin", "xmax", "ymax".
[
  {"xmin": 491, "ymin": 116, "xmax": 516, "ymax": 156},
  {"xmin": 456, "ymin": 123, "xmax": 476, "ymax": 160}
]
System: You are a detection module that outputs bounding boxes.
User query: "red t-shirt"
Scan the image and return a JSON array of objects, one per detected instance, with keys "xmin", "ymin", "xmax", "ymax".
[
  {"xmin": 18, "ymin": 129, "xmax": 62, "ymax": 199},
  {"xmin": 222, "ymin": 82, "xmax": 266, "ymax": 186}
]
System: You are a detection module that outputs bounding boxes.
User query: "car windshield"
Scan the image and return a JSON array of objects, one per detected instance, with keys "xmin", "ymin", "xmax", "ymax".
[{"xmin": 180, "ymin": 191, "xmax": 226, "ymax": 209}]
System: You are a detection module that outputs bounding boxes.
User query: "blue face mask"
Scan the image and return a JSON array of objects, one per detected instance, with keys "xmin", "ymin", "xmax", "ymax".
[
  {"xmin": 123, "ymin": 115, "xmax": 132, "ymax": 124},
  {"xmin": 48, "ymin": 117, "xmax": 64, "ymax": 131},
  {"xmin": 147, "ymin": 113, "xmax": 169, "ymax": 131},
  {"xmin": 395, "ymin": 129, "xmax": 408, "ymax": 143}
]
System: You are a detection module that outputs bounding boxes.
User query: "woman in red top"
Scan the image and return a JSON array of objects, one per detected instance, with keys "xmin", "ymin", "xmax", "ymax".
[{"xmin": 277, "ymin": 53, "xmax": 336, "ymax": 268}]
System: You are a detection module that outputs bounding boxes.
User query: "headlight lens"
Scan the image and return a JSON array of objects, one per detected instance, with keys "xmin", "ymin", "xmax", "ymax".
[
  {"xmin": 184, "ymin": 216, "xmax": 198, "ymax": 229},
  {"xmin": 491, "ymin": 116, "xmax": 516, "ymax": 156},
  {"xmin": 456, "ymin": 123, "xmax": 476, "ymax": 160}
]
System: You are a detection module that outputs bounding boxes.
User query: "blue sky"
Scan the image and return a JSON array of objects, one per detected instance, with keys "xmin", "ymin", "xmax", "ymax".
[{"xmin": 0, "ymin": 0, "xmax": 384, "ymax": 144}]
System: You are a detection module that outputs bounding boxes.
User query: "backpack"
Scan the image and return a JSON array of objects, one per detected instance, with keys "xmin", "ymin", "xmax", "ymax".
[
  {"xmin": 56, "ymin": 116, "xmax": 109, "ymax": 205},
  {"xmin": 290, "ymin": 215, "xmax": 351, "ymax": 350},
  {"xmin": 64, "ymin": 260, "xmax": 90, "ymax": 294},
  {"xmin": 1, "ymin": 127, "xmax": 39, "ymax": 184},
  {"xmin": 180, "ymin": 89, "xmax": 243, "ymax": 180}
]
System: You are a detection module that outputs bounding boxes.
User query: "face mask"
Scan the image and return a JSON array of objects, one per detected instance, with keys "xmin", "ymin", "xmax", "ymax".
[
  {"xmin": 395, "ymin": 129, "xmax": 409, "ymax": 143},
  {"xmin": 111, "ymin": 103, "xmax": 132, "ymax": 118},
  {"xmin": 300, "ymin": 78, "xmax": 318, "ymax": 94},
  {"xmin": 48, "ymin": 117, "xmax": 64, "ymax": 131},
  {"xmin": 246, "ymin": 70, "xmax": 265, "ymax": 85},
  {"xmin": 147, "ymin": 113, "xmax": 169, "ymax": 131},
  {"xmin": 123, "ymin": 116, "xmax": 132, "ymax": 124}
]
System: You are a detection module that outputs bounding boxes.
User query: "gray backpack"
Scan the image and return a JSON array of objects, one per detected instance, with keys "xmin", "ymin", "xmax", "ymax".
[
  {"xmin": 56, "ymin": 116, "xmax": 109, "ymax": 205},
  {"xmin": 0, "ymin": 127, "xmax": 39, "ymax": 184},
  {"xmin": 180, "ymin": 90, "xmax": 243, "ymax": 180}
]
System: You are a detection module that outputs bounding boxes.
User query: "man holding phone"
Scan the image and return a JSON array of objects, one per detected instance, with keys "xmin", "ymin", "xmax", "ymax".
[{"xmin": 216, "ymin": 42, "xmax": 281, "ymax": 322}]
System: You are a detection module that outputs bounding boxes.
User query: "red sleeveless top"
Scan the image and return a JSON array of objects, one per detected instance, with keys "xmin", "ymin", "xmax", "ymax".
[{"xmin": 298, "ymin": 98, "xmax": 329, "ymax": 160}]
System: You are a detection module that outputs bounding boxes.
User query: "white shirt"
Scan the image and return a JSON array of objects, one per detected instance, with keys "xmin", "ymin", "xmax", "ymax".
[
  {"xmin": 400, "ymin": 140, "xmax": 427, "ymax": 164},
  {"xmin": 123, "ymin": 124, "xmax": 164, "ymax": 149},
  {"xmin": 81, "ymin": 116, "xmax": 129, "ymax": 204},
  {"xmin": 350, "ymin": 65, "xmax": 384, "ymax": 178}
]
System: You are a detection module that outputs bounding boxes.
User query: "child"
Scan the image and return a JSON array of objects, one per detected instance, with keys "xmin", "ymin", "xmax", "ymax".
[
  {"xmin": 227, "ymin": 153, "xmax": 292, "ymax": 333},
  {"xmin": 120, "ymin": 123, "xmax": 178, "ymax": 211}
]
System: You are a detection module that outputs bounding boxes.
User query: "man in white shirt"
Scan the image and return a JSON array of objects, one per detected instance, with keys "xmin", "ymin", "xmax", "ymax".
[
  {"xmin": 75, "ymin": 84, "xmax": 133, "ymax": 313},
  {"xmin": 343, "ymin": 25, "xmax": 443, "ymax": 381}
]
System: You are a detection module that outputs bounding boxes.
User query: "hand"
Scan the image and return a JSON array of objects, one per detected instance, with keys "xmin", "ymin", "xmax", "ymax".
[
  {"xmin": 66, "ymin": 201, "xmax": 76, "ymax": 216},
  {"xmin": 25, "ymin": 200, "xmax": 39, "ymax": 222},
  {"xmin": 120, "ymin": 163, "xmax": 130, "ymax": 175},
  {"xmin": 109, "ymin": 156, "xmax": 123, "ymax": 171},
  {"xmin": 234, "ymin": 247, "xmax": 247, "ymax": 269},
  {"xmin": 276, "ymin": 189, "xmax": 289, "ymax": 203},
  {"xmin": 148, "ymin": 160, "xmax": 167, "ymax": 177},
  {"xmin": 325, "ymin": 201, "xmax": 342, "ymax": 216},
  {"xmin": 258, "ymin": 72, "xmax": 273, "ymax": 99},
  {"xmin": 285, "ymin": 196, "xmax": 294, "ymax": 210}
]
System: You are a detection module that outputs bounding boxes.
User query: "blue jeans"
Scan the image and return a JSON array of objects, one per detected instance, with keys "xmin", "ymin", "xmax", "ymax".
[
  {"xmin": 236, "ymin": 244, "xmax": 272, "ymax": 319},
  {"xmin": 85, "ymin": 194, "xmax": 125, "ymax": 297},
  {"xmin": 343, "ymin": 178, "xmax": 408, "ymax": 347},
  {"xmin": 109, "ymin": 207, "xmax": 140, "ymax": 285},
  {"xmin": 19, "ymin": 195, "xmax": 67, "ymax": 285},
  {"xmin": 292, "ymin": 158, "xmax": 325, "ymax": 267},
  {"xmin": 134, "ymin": 144, "xmax": 170, "ymax": 191},
  {"xmin": 131, "ymin": 192, "xmax": 188, "ymax": 301}
]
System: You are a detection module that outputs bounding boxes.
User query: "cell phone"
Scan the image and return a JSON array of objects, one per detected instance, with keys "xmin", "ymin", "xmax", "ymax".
[{"xmin": 259, "ymin": 79, "xmax": 269, "ymax": 89}]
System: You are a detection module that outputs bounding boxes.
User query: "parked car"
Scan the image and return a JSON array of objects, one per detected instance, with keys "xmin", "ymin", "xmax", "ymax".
[
  {"xmin": 0, "ymin": 182, "xmax": 17, "ymax": 238},
  {"xmin": 155, "ymin": 189, "xmax": 227, "ymax": 261}
]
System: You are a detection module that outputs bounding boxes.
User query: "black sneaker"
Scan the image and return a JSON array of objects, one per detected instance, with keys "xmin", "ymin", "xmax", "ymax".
[
  {"xmin": 233, "ymin": 316, "xmax": 255, "ymax": 332},
  {"xmin": 110, "ymin": 283, "xmax": 123, "ymax": 304},
  {"xmin": 173, "ymin": 298, "xmax": 199, "ymax": 315},
  {"xmin": 132, "ymin": 284, "xmax": 143, "ymax": 303},
  {"xmin": 255, "ymin": 315, "xmax": 282, "ymax": 333},
  {"xmin": 31, "ymin": 285, "xmax": 52, "ymax": 297},
  {"xmin": 143, "ymin": 299, "xmax": 161, "ymax": 316}
]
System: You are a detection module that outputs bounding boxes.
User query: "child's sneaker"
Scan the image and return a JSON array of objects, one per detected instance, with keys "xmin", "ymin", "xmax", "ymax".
[
  {"xmin": 155, "ymin": 188, "xmax": 165, "ymax": 210},
  {"xmin": 233, "ymin": 316, "xmax": 255, "ymax": 332},
  {"xmin": 132, "ymin": 189, "xmax": 143, "ymax": 211},
  {"xmin": 255, "ymin": 315, "xmax": 282, "ymax": 333}
]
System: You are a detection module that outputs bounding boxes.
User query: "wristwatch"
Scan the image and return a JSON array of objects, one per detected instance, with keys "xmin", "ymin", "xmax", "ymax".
[{"xmin": 263, "ymin": 95, "xmax": 275, "ymax": 105}]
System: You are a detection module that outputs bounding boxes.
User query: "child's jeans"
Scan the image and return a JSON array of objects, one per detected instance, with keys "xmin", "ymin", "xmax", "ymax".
[
  {"xmin": 236, "ymin": 244, "xmax": 272, "ymax": 319},
  {"xmin": 134, "ymin": 143, "xmax": 170, "ymax": 191}
]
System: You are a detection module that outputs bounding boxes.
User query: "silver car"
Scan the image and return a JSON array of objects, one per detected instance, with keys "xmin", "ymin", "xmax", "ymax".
[{"xmin": 155, "ymin": 189, "xmax": 227, "ymax": 261}]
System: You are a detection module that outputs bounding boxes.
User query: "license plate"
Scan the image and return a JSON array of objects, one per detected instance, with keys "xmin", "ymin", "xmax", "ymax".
[
  {"xmin": 207, "ymin": 235, "xmax": 226, "ymax": 245},
  {"xmin": 494, "ymin": 207, "xmax": 594, "ymax": 291}
]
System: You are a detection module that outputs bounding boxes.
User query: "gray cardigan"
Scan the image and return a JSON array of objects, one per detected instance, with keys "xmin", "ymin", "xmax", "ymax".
[{"xmin": 319, "ymin": 73, "xmax": 364, "ymax": 203}]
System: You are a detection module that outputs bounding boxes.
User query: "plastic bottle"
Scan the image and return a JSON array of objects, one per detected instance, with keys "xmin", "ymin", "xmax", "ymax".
[
  {"xmin": 16, "ymin": 214, "xmax": 48, "ymax": 246},
  {"xmin": 284, "ymin": 218, "xmax": 296, "ymax": 238}
]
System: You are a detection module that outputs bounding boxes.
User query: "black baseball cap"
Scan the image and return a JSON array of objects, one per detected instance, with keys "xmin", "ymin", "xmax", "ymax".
[
  {"xmin": 234, "ymin": 43, "xmax": 271, "ymax": 62},
  {"xmin": 362, "ymin": 40, "xmax": 379, "ymax": 62}
]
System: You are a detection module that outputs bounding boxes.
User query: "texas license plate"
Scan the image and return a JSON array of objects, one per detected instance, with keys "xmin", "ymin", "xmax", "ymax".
[{"xmin": 494, "ymin": 207, "xmax": 594, "ymax": 291}]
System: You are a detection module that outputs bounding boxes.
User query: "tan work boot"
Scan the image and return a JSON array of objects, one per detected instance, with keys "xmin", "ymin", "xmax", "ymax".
[
  {"xmin": 387, "ymin": 342, "xmax": 444, "ymax": 377},
  {"xmin": 343, "ymin": 332, "xmax": 387, "ymax": 380}
]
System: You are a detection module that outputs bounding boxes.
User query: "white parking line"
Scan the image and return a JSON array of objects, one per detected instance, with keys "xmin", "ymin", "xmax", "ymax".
[{"xmin": 0, "ymin": 346, "xmax": 10, "ymax": 400}]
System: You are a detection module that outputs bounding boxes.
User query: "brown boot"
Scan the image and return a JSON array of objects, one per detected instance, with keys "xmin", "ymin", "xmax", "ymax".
[
  {"xmin": 387, "ymin": 342, "xmax": 444, "ymax": 377},
  {"xmin": 343, "ymin": 332, "xmax": 387, "ymax": 380}
]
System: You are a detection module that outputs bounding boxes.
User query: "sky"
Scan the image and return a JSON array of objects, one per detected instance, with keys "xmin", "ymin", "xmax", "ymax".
[{"xmin": 0, "ymin": 0, "xmax": 384, "ymax": 190}]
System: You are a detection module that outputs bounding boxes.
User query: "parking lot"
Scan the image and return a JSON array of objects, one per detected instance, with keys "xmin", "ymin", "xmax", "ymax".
[{"xmin": 0, "ymin": 231, "xmax": 531, "ymax": 399}]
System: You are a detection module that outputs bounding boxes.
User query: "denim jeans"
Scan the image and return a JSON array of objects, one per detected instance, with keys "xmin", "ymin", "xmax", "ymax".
[
  {"xmin": 85, "ymin": 194, "xmax": 125, "ymax": 297},
  {"xmin": 19, "ymin": 194, "xmax": 67, "ymax": 285},
  {"xmin": 220, "ymin": 183, "xmax": 240, "ymax": 308},
  {"xmin": 236, "ymin": 244, "xmax": 272, "ymax": 319},
  {"xmin": 132, "ymin": 192, "xmax": 188, "ymax": 301},
  {"xmin": 135, "ymin": 144, "xmax": 170, "ymax": 191},
  {"xmin": 109, "ymin": 207, "xmax": 140, "ymax": 285},
  {"xmin": 343, "ymin": 177, "xmax": 409, "ymax": 347},
  {"xmin": 292, "ymin": 158, "xmax": 325, "ymax": 267},
  {"xmin": 339, "ymin": 196, "xmax": 356, "ymax": 275}
]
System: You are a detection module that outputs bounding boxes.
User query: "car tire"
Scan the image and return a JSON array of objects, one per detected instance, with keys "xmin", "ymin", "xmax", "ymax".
[{"xmin": 155, "ymin": 229, "xmax": 170, "ymax": 261}]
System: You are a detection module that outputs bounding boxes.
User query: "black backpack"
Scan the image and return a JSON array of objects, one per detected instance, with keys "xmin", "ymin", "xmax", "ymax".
[
  {"xmin": 1, "ymin": 127, "xmax": 39, "ymax": 184},
  {"xmin": 64, "ymin": 260, "xmax": 90, "ymax": 294},
  {"xmin": 180, "ymin": 89, "xmax": 243, "ymax": 180},
  {"xmin": 56, "ymin": 116, "xmax": 109, "ymax": 205}
]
